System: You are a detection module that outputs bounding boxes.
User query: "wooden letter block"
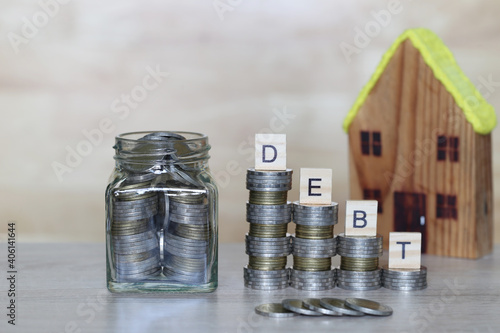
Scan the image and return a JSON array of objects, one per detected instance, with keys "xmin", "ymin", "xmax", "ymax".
[
  {"xmin": 345, "ymin": 200, "xmax": 378, "ymax": 236},
  {"xmin": 388, "ymin": 232, "xmax": 422, "ymax": 269},
  {"xmin": 299, "ymin": 168, "xmax": 332, "ymax": 205},
  {"xmin": 254, "ymin": 133, "xmax": 286, "ymax": 170}
]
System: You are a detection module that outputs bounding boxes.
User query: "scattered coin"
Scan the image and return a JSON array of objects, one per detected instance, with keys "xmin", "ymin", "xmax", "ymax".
[
  {"xmin": 282, "ymin": 299, "xmax": 323, "ymax": 316},
  {"xmin": 302, "ymin": 298, "xmax": 343, "ymax": 316},
  {"xmin": 255, "ymin": 303, "xmax": 298, "ymax": 318},
  {"xmin": 319, "ymin": 298, "xmax": 365, "ymax": 317},
  {"xmin": 345, "ymin": 298, "xmax": 393, "ymax": 316}
]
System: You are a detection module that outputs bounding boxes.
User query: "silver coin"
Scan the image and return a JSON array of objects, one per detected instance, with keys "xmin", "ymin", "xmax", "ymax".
[
  {"xmin": 244, "ymin": 280, "xmax": 289, "ymax": 287},
  {"xmin": 290, "ymin": 269, "xmax": 335, "ymax": 276},
  {"xmin": 112, "ymin": 212, "xmax": 156, "ymax": 222},
  {"xmin": 337, "ymin": 269, "xmax": 381, "ymax": 276},
  {"xmin": 255, "ymin": 303, "xmax": 298, "ymax": 318},
  {"xmin": 245, "ymin": 242, "xmax": 290, "ymax": 249},
  {"xmin": 317, "ymin": 298, "xmax": 363, "ymax": 316},
  {"xmin": 244, "ymin": 284, "xmax": 288, "ymax": 290},
  {"xmin": 113, "ymin": 196, "xmax": 158, "ymax": 205},
  {"xmin": 337, "ymin": 284, "xmax": 381, "ymax": 291},
  {"xmin": 247, "ymin": 202, "xmax": 291, "ymax": 211},
  {"xmin": 282, "ymin": 299, "xmax": 323, "ymax": 316},
  {"xmin": 245, "ymin": 251, "xmax": 290, "ymax": 258},
  {"xmin": 290, "ymin": 273, "xmax": 335, "ymax": 280},
  {"xmin": 246, "ymin": 168, "xmax": 293, "ymax": 177},
  {"xmin": 345, "ymin": 298, "xmax": 393, "ymax": 316},
  {"xmin": 113, "ymin": 202, "xmax": 158, "ymax": 214},
  {"xmin": 291, "ymin": 285, "xmax": 334, "ymax": 291},
  {"xmin": 382, "ymin": 276, "xmax": 427, "ymax": 283},
  {"xmin": 247, "ymin": 185, "xmax": 292, "ymax": 192},
  {"xmin": 246, "ymin": 218, "xmax": 290, "ymax": 225},
  {"xmin": 245, "ymin": 238, "xmax": 291, "ymax": 246},
  {"xmin": 244, "ymin": 266, "xmax": 288, "ymax": 275},
  {"xmin": 169, "ymin": 214, "xmax": 208, "ymax": 225},
  {"xmin": 244, "ymin": 275, "xmax": 289, "ymax": 282},
  {"xmin": 382, "ymin": 283, "xmax": 427, "ymax": 290},
  {"xmin": 246, "ymin": 240, "xmax": 290, "ymax": 248},
  {"xmin": 164, "ymin": 248, "xmax": 207, "ymax": 259},
  {"xmin": 164, "ymin": 238, "xmax": 208, "ymax": 249},
  {"xmin": 165, "ymin": 233, "xmax": 209, "ymax": 245},
  {"xmin": 292, "ymin": 246, "xmax": 336, "ymax": 252},
  {"xmin": 246, "ymin": 178, "xmax": 292, "ymax": 186},
  {"xmin": 302, "ymin": 299, "xmax": 342, "ymax": 316},
  {"xmin": 382, "ymin": 266, "xmax": 427, "ymax": 275},
  {"xmin": 290, "ymin": 281, "xmax": 335, "ymax": 287},
  {"xmin": 291, "ymin": 251, "xmax": 334, "ymax": 258}
]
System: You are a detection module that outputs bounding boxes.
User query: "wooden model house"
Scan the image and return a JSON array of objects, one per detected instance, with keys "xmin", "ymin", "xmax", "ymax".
[{"xmin": 343, "ymin": 28, "xmax": 496, "ymax": 259}]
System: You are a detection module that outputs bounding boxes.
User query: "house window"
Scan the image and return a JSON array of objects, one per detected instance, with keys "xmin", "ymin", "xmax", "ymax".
[
  {"xmin": 363, "ymin": 189, "xmax": 383, "ymax": 213},
  {"xmin": 437, "ymin": 135, "xmax": 459, "ymax": 162},
  {"xmin": 372, "ymin": 132, "xmax": 382, "ymax": 156},
  {"xmin": 361, "ymin": 131, "xmax": 370, "ymax": 155},
  {"xmin": 436, "ymin": 194, "xmax": 457, "ymax": 219},
  {"xmin": 360, "ymin": 131, "xmax": 382, "ymax": 156}
]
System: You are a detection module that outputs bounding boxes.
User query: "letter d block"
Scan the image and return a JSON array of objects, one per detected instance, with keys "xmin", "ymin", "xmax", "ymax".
[
  {"xmin": 345, "ymin": 200, "xmax": 377, "ymax": 236},
  {"xmin": 388, "ymin": 232, "xmax": 421, "ymax": 269},
  {"xmin": 299, "ymin": 168, "xmax": 332, "ymax": 205},
  {"xmin": 255, "ymin": 133, "xmax": 286, "ymax": 170}
]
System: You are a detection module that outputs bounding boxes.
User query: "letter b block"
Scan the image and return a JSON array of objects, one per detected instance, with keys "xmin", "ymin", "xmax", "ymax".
[
  {"xmin": 389, "ymin": 232, "xmax": 421, "ymax": 269},
  {"xmin": 345, "ymin": 200, "xmax": 377, "ymax": 236},
  {"xmin": 255, "ymin": 133, "xmax": 286, "ymax": 170}
]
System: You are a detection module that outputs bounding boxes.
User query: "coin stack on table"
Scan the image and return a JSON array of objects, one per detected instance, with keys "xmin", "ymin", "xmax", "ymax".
[
  {"xmin": 244, "ymin": 168, "xmax": 293, "ymax": 290},
  {"xmin": 163, "ymin": 193, "xmax": 210, "ymax": 283},
  {"xmin": 336, "ymin": 233, "xmax": 383, "ymax": 290},
  {"xmin": 381, "ymin": 265, "xmax": 427, "ymax": 290},
  {"xmin": 111, "ymin": 179, "xmax": 161, "ymax": 282},
  {"xmin": 289, "ymin": 202, "xmax": 338, "ymax": 290}
]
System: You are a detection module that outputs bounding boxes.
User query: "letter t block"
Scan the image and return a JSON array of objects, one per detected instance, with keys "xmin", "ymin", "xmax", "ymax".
[
  {"xmin": 389, "ymin": 232, "xmax": 421, "ymax": 269},
  {"xmin": 345, "ymin": 200, "xmax": 378, "ymax": 236},
  {"xmin": 254, "ymin": 133, "xmax": 286, "ymax": 170}
]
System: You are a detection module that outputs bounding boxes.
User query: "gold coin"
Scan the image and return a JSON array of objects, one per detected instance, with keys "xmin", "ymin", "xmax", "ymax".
[
  {"xmin": 249, "ymin": 191, "xmax": 287, "ymax": 205},
  {"xmin": 295, "ymin": 225, "xmax": 333, "ymax": 239},
  {"xmin": 293, "ymin": 256, "xmax": 331, "ymax": 271},
  {"xmin": 248, "ymin": 256, "xmax": 287, "ymax": 270},
  {"xmin": 249, "ymin": 224, "xmax": 287, "ymax": 238},
  {"xmin": 340, "ymin": 257, "xmax": 379, "ymax": 271}
]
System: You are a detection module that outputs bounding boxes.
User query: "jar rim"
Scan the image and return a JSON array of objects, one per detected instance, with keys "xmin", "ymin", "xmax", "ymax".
[{"xmin": 116, "ymin": 131, "xmax": 207, "ymax": 143}]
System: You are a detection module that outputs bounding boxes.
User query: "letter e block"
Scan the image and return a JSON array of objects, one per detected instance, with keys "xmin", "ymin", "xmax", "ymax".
[
  {"xmin": 345, "ymin": 200, "xmax": 377, "ymax": 236},
  {"xmin": 255, "ymin": 133, "xmax": 286, "ymax": 170},
  {"xmin": 388, "ymin": 232, "xmax": 421, "ymax": 269},
  {"xmin": 299, "ymin": 168, "xmax": 332, "ymax": 205}
]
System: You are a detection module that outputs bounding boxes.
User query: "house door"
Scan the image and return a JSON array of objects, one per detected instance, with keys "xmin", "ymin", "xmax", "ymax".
[{"xmin": 393, "ymin": 192, "xmax": 427, "ymax": 252}]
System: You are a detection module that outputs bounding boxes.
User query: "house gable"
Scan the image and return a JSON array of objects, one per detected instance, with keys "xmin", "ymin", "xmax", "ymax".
[{"xmin": 343, "ymin": 28, "xmax": 496, "ymax": 135}]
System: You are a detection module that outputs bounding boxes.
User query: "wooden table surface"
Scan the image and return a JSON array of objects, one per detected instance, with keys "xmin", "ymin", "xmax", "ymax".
[{"xmin": 1, "ymin": 243, "xmax": 499, "ymax": 333}]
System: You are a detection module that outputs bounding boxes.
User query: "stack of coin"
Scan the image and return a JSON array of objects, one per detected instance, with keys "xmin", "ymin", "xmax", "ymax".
[
  {"xmin": 336, "ymin": 233, "xmax": 383, "ymax": 290},
  {"xmin": 246, "ymin": 168, "xmax": 292, "ymax": 205},
  {"xmin": 111, "ymin": 180, "xmax": 161, "ymax": 282},
  {"xmin": 381, "ymin": 265, "xmax": 427, "ymax": 291},
  {"xmin": 244, "ymin": 168, "xmax": 293, "ymax": 290},
  {"xmin": 163, "ymin": 194, "xmax": 210, "ymax": 284},
  {"xmin": 290, "ymin": 202, "xmax": 338, "ymax": 290}
]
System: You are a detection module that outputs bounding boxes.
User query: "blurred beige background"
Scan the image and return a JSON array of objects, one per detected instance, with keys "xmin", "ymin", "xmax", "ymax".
[{"xmin": 0, "ymin": 0, "xmax": 499, "ymax": 244}]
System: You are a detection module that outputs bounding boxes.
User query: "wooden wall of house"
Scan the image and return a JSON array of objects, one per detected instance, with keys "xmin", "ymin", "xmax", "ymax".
[
  {"xmin": 348, "ymin": 40, "xmax": 409, "ymax": 246},
  {"xmin": 475, "ymin": 133, "xmax": 493, "ymax": 258},
  {"xmin": 348, "ymin": 39, "xmax": 493, "ymax": 258}
]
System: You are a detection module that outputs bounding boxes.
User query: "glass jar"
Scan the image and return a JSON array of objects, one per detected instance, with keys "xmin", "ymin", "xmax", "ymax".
[{"xmin": 105, "ymin": 131, "xmax": 218, "ymax": 293}]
